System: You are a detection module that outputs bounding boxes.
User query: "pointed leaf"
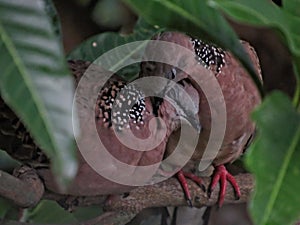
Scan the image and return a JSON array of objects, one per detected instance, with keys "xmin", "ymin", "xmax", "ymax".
[
  {"xmin": 246, "ymin": 91, "xmax": 300, "ymax": 225},
  {"xmin": 0, "ymin": 0, "xmax": 77, "ymax": 186}
]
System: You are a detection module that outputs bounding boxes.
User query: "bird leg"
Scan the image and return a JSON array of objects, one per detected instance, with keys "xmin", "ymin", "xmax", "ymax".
[
  {"xmin": 177, "ymin": 170, "xmax": 206, "ymax": 207},
  {"xmin": 208, "ymin": 165, "xmax": 241, "ymax": 207}
]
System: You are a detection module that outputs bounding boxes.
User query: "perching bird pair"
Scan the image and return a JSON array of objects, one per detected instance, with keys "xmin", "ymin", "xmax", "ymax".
[{"xmin": 0, "ymin": 31, "xmax": 261, "ymax": 207}]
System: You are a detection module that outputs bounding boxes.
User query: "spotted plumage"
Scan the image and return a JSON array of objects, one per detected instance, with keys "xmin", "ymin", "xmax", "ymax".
[
  {"xmin": 96, "ymin": 80, "xmax": 145, "ymax": 130},
  {"xmin": 191, "ymin": 38, "xmax": 225, "ymax": 74}
]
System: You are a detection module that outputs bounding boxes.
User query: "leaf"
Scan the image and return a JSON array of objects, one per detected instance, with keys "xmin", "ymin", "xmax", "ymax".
[
  {"xmin": 211, "ymin": 0, "xmax": 282, "ymax": 26},
  {"xmin": 68, "ymin": 18, "xmax": 163, "ymax": 79},
  {"xmin": 43, "ymin": 0, "xmax": 62, "ymax": 40},
  {"xmin": 124, "ymin": 0, "xmax": 264, "ymax": 96},
  {"xmin": 0, "ymin": 150, "xmax": 20, "ymax": 172},
  {"xmin": 0, "ymin": 0, "xmax": 78, "ymax": 186},
  {"xmin": 292, "ymin": 56, "xmax": 300, "ymax": 107},
  {"xmin": 26, "ymin": 200, "xmax": 77, "ymax": 224},
  {"xmin": 72, "ymin": 205, "xmax": 103, "ymax": 222},
  {"xmin": 0, "ymin": 198, "xmax": 13, "ymax": 219},
  {"xmin": 210, "ymin": 0, "xmax": 300, "ymax": 56},
  {"xmin": 246, "ymin": 91, "xmax": 300, "ymax": 225},
  {"xmin": 68, "ymin": 18, "xmax": 162, "ymax": 60},
  {"xmin": 283, "ymin": 0, "xmax": 300, "ymax": 17}
]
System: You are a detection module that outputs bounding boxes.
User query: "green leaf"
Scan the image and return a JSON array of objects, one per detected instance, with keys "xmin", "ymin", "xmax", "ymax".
[
  {"xmin": 246, "ymin": 91, "xmax": 300, "ymax": 225},
  {"xmin": 0, "ymin": 198, "xmax": 13, "ymax": 219},
  {"xmin": 292, "ymin": 56, "xmax": 300, "ymax": 107},
  {"xmin": 0, "ymin": 0, "xmax": 78, "ymax": 186},
  {"xmin": 124, "ymin": 0, "xmax": 264, "ymax": 96},
  {"xmin": 283, "ymin": 0, "xmax": 300, "ymax": 17},
  {"xmin": 0, "ymin": 150, "xmax": 20, "ymax": 172},
  {"xmin": 210, "ymin": 0, "xmax": 300, "ymax": 56},
  {"xmin": 72, "ymin": 205, "xmax": 103, "ymax": 222},
  {"xmin": 26, "ymin": 200, "xmax": 77, "ymax": 224},
  {"xmin": 43, "ymin": 0, "xmax": 62, "ymax": 40},
  {"xmin": 68, "ymin": 18, "xmax": 163, "ymax": 79},
  {"xmin": 211, "ymin": 0, "xmax": 282, "ymax": 26},
  {"xmin": 68, "ymin": 18, "xmax": 162, "ymax": 61}
]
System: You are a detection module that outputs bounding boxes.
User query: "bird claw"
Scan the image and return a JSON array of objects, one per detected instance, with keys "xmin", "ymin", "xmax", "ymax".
[
  {"xmin": 187, "ymin": 198, "xmax": 193, "ymax": 208},
  {"xmin": 209, "ymin": 165, "xmax": 241, "ymax": 207},
  {"xmin": 177, "ymin": 170, "xmax": 206, "ymax": 207},
  {"xmin": 177, "ymin": 166, "xmax": 240, "ymax": 207}
]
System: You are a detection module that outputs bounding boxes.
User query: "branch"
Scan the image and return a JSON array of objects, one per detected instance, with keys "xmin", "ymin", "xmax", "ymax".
[
  {"xmin": 0, "ymin": 166, "xmax": 44, "ymax": 208},
  {"xmin": 104, "ymin": 173, "xmax": 254, "ymax": 212},
  {"xmin": 0, "ymin": 170, "xmax": 254, "ymax": 225},
  {"xmin": 76, "ymin": 173, "xmax": 254, "ymax": 225}
]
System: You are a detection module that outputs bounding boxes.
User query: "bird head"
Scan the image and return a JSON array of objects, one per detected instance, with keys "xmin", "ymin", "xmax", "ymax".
[
  {"xmin": 140, "ymin": 31, "xmax": 226, "ymax": 82},
  {"xmin": 139, "ymin": 31, "xmax": 195, "ymax": 82},
  {"xmin": 152, "ymin": 78, "xmax": 201, "ymax": 133},
  {"xmin": 139, "ymin": 31, "xmax": 228, "ymax": 134},
  {"xmin": 139, "ymin": 32, "xmax": 205, "ymax": 133}
]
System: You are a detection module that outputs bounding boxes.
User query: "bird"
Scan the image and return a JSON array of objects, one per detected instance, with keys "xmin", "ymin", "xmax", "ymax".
[
  {"xmin": 140, "ymin": 31, "xmax": 262, "ymax": 207},
  {"xmin": 0, "ymin": 59, "xmax": 200, "ymax": 197}
]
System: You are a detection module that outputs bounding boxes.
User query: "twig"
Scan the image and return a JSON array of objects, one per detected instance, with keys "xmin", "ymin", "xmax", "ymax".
[
  {"xmin": 104, "ymin": 173, "xmax": 254, "ymax": 212},
  {"xmin": 0, "ymin": 171, "xmax": 254, "ymax": 225},
  {"xmin": 77, "ymin": 173, "xmax": 254, "ymax": 225},
  {"xmin": 0, "ymin": 166, "xmax": 44, "ymax": 208}
]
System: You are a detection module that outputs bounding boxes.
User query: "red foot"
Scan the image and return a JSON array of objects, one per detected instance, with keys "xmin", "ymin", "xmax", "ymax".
[
  {"xmin": 208, "ymin": 165, "xmax": 241, "ymax": 207},
  {"xmin": 177, "ymin": 170, "xmax": 206, "ymax": 207}
]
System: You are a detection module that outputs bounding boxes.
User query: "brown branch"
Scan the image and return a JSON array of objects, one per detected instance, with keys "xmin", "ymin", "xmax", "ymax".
[
  {"xmin": 75, "ymin": 173, "xmax": 254, "ymax": 225},
  {"xmin": 0, "ymin": 170, "xmax": 254, "ymax": 225},
  {"xmin": 44, "ymin": 173, "xmax": 253, "ymax": 212},
  {"xmin": 0, "ymin": 166, "xmax": 44, "ymax": 208},
  {"xmin": 104, "ymin": 173, "xmax": 254, "ymax": 213}
]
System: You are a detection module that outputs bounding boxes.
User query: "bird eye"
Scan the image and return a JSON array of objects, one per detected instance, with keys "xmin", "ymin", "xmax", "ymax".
[
  {"xmin": 166, "ymin": 68, "xmax": 177, "ymax": 79},
  {"xmin": 171, "ymin": 68, "xmax": 177, "ymax": 79}
]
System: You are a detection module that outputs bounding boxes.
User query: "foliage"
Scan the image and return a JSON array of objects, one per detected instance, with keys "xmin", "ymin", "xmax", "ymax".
[
  {"xmin": 0, "ymin": 0, "xmax": 78, "ymax": 188},
  {"xmin": 68, "ymin": 18, "xmax": 164, "ymax": 79},
  {"xmin": 24, "ymin": 200, "xmax": 102, "ymax": 224},
  {"xmin": 247, "ymin": 91, "xmax": 300, "ymax": 225}
]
